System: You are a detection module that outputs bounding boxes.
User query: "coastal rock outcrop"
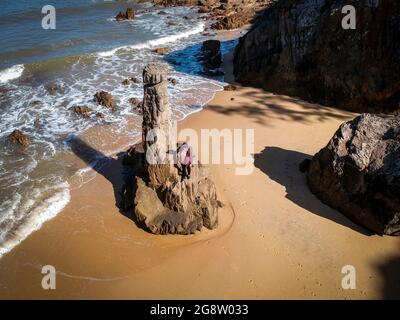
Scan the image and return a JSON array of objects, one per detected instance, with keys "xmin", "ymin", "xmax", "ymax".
[
  {"xmin": 8, "ymin": 129, "xmax": 30, "ymax": 146},
  {"xmin": 307, "ymin": 114, "xmax": 400, "ymax": 236},
  {"xmin": 123, "ymin": 63, "xmax": 219, "ymax": 234},
  {"xmin": 116, "ymin": 8, "xmax": 135, "ymax": 21},
  {"xmin": 153, "ymin": 47, "xmax": 170, "ymax": 55},
  {"xmin": 71, "ymin": 105, "xmax": 93, "ymax": 118},
  {"xmin": 94, "ymin": 91, "xmax": 115, "ymax": 111},
  {"xmin": 201, "ymin": 40, "xmax": 222, "ymax": 69},
  {"xmin": 153, "ymin": 0, "xmax": 272, "ymax": 30},
  {"xmin": 234, "ymin": 0, "xmax": 400, "ymax": 114},
  {"xmin": 46, "ymin": 83, "xmax": 58, "ymax": 95}
]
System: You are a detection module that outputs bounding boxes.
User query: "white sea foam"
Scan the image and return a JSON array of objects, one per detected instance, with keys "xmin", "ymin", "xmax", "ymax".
[
  {"xmin": 0, "ymin": 64, "xmax": 24, "ymax": 84},
  {"xmin": 0, "ymin": 5, "xmax": 233, "ymax": 260},
  {"xmin": 0, "ymin": 183, "xmax": 70, "ymax": 259},
  {"xmin": 95, "ymin": 22, "xmax": 205, "ymax": 57}
]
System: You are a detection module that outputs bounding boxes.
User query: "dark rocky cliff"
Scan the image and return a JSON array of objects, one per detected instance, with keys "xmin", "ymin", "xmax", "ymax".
[{"xmin": 233, "ymin": 0, "xmax": 400, "ymax": 113}]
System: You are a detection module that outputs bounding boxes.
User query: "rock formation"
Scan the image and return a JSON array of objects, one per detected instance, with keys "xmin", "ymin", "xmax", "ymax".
[
  {"xmin": 122, "ymin": 63, "xmax": 219, "ymax": 234},
  {"xmin": 201, "ymin": 40, "xmax": 222, "ymax": 69},
  {"xmin": 94, "ymin": 91, "xmax": 115, "ymax": 111},
  {"xmin": 307, "ymin": 114, "xmax": 400, "ymax": 236},
  {"xmin": 153, "ymin": 47, "xmax": 170, "ymax": 55},
  {"xmin": 234, "ymin": 0, "xmax": 400, "ymax": 114},
  {"xmin": 8, "ymin": 130, "xmax": 30, "ymax": 146},
  {"xmin": 116, "ymin": 8, "xmax": 135, "ymax": 21},
  {"xmin": 71, "ymin": 105, "xmax": 92, "ymax": 118},
  {"xmin": 153, "ymin": 0, "xmax": 272, "ymax": 30},
  {"xmin": 46, "ymin": 83, "xmax": 58, "ymax": 95}
]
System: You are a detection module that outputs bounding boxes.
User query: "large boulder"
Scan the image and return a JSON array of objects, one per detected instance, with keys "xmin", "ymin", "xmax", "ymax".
[
  {"xmin": 308, "ymin": 114, "xmax": 400, "ymax": 236},
  {"xmin": 234, "ymin": 0, "xmax": 400, "ymax": 114}
]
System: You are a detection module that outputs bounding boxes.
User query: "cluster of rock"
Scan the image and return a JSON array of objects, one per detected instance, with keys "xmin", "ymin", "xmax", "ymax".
[
  {"xmin": 234, "ymin": 0, "xmax": 400, "ymax": 114},
  {"xmin": 307, "ymin": 114, "xmax": 400, "ymax": 236},
  {"xmin": 115, "ymin": 8, "xmax": 135, "ymax": 21},
  {"xmin": 122, "ymin": 63, "xmax": 220, "ymax": 234},
  {"xmin": 153, "ymin": 0, "xmax": 273, "ymax": 30}
]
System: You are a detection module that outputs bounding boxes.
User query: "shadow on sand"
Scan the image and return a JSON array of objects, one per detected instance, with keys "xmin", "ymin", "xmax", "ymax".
[
  {"xmin": 67, "ymin": 135, "xmax": 136, "ymax": 218},
  {"xmin": 376, "ymin": 248, "xmax": 400, "ymax": 299},
  {"xmin": 253, "ymin": 146, "xmax": 373, "ymax": 236},
  {"xmin": 206, "ymin": 91, "xmax": 353, "ymax": 126}
]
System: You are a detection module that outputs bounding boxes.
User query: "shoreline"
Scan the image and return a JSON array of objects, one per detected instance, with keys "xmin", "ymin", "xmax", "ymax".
[{"xmin": 0, "ymin": 30, "xmax": 399, "ymax": 299}]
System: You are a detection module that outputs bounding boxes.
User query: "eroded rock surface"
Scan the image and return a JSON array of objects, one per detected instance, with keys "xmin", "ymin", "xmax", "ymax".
[
  {"xmin": 234, "ymin": 0, "xmax": 400, "ymax": 113},
  {"xmin": 123, "ymin": 63, "xmax": 219, "ymax": 234},
  {"xmin": 8, "ymin": 130, "xmax": 30, "ymax": 146},
  {"xmin": 308, "ymin": 114, "xmax": 400, "ymax": 236}
]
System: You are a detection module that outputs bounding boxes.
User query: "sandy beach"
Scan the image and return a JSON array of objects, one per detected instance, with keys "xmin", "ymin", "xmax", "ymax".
[{"xmin": 0, "ymin": 47, "xmax": 399, "ymax": 300}]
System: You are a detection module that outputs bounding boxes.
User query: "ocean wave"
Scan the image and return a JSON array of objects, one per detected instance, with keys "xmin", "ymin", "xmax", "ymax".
[
  {"xmin": 0, "ymin": 183, "xmax": 70, "ymax": 259},
  {"xmin": 96, "ymin": 22, "xmax": 205, "ymax": 57},
  {"xmin": 0, "ymin": 64, "xmax": 24, "ymax": 84}
]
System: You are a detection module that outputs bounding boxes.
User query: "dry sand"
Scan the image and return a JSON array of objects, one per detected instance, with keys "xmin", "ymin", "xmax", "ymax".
[{"xmin": 0, "ymin": 50, "xmax": 399, "ymax": 300}]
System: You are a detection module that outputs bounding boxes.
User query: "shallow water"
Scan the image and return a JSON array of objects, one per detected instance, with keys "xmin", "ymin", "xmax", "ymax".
[{"xmin": 0, "ymin": 0, "xmax": 237, "ymax": 258}]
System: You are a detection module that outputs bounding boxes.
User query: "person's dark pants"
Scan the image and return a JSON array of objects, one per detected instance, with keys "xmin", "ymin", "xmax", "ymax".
[{"xmin": 181, "ymin": 164, "xmax": 191, "ymax": 181}]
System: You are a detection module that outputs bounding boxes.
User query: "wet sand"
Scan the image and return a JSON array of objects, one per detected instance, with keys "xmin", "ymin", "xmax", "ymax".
[{"xmin": 0, "ymin": 50, "xmax": 399, "ymax": 300}]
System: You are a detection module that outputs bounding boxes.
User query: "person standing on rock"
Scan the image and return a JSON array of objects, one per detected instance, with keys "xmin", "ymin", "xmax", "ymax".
[{"xmin": 178, "ymin": 143, "xmax": 192, "ymax": 181}]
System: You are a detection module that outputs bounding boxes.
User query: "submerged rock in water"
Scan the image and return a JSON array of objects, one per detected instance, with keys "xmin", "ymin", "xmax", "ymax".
[
  {"xmin": 71, "ymin": 105, "xmax": 93, "ymax": 118},
  {"xmin": 308, "ymin": 114, "xmax": 400, "ymax": 236},
  {"xmin": 8, "ymin": 129, "xmax": 30, "ymax": 146},
  {"xmin": 46, "ymin": 83, "xmax": 58, "ymax": 95},
  {"xmin": 122, "ymin": 63, "xmax": 219, "ymax": 234},
  {"xmin": 94, "ymin": 91, "xmax": 115, "ymax": 111},
  {"xmin": 234, "ymin": 0, "xmax": 400, "ymax": 114},
  {"xmin": 130, "ymin": 76, "xmax": 141, "ymax": 84},
  {"xmin": 0, "ymin": 86, "xmax": 9, "ymax": 95},
  {"xmin": 129, "ymin": 97, "xmax": 140, "ymax": 107},
  {"xmin": 153, "ymin": 47, "xmax": 170, "ymax": 55},
  {"xmin": 116, "ymin": 7, "xmax": 135, "ymax": 21}
]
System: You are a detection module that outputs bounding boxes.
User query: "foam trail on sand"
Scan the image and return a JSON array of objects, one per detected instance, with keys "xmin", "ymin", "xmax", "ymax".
[{"xmin": 0, "ymin": 184, "xmax": 70, "ymax": 259}]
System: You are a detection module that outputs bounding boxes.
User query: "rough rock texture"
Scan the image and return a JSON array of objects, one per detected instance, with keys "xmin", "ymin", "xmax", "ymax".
[
  {"xmin": 71, "ymin": 105, "xmax": 92, "ymax": 118},
  {"xmin": 94, "ymin": 91, "xmax": 115, "ymax": 110},
  {"xmin": 116, "ymin": 8, "xmax": 135, "ymax": 21},
  {"xmin": 141, "ymin": 63, "xmax": 172, "ymax": 163},
  {"xmin": 201, "ymin": 40, "xmax": 222, "ymax": 69},
  {"xmin": 153, "ymin": 47, "xmax": 170, "ymax": 55},
  {"xmin": 234, "ymin": 0, "xmax": 400, "ymax": 114},
  {"xmin": 8, "ymin": 130, "xmax": 30, "ymax": 146},
  {"xmin": 308, "ymin": 114, "xmax": 400, "ymax": 236},
  {"xmin": 0, "ymin": 86, "xmax": 9, "ymax": 95},
  {"xmin": 153, "ymin": 0, "xmax": 272, "ymax": 30},
  {"xmin": 46, "ymin": 83, "xmax": 58, "ymax": 95},
  {"xmin": 123, "ymin": 63, "xmax": 219, "ymax": 235}
]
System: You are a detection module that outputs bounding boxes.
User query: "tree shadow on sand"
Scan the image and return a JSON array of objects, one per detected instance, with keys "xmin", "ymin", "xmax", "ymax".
[
  {"xmin": 206, "ymin": 91, "xmax": 353, "ymax": 127},
  {"xmin": 253, "ymin": 146, "xmax": 373, "ymax": 236},
  {"xmin": 67, "ymin": 135, "xmax": 136, "ymax": 218}
]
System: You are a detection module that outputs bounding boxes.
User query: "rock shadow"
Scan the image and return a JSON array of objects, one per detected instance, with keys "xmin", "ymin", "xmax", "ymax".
[
  {"xmin": 254, "ymin": 146, "xmax": 373, "ymax": 236},
  {"xmin": 67, "ymin": 135, "xmax": 137, "ymax": 219},
  {"xmin": 376, "ymin": 248, "xmax": 400, "ymax": 299}
]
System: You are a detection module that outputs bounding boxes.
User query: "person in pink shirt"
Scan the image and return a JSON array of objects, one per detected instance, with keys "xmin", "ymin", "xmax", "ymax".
[{"xmin": 178, "ymin": 143, "xmax": 192, "ymax": 181}]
